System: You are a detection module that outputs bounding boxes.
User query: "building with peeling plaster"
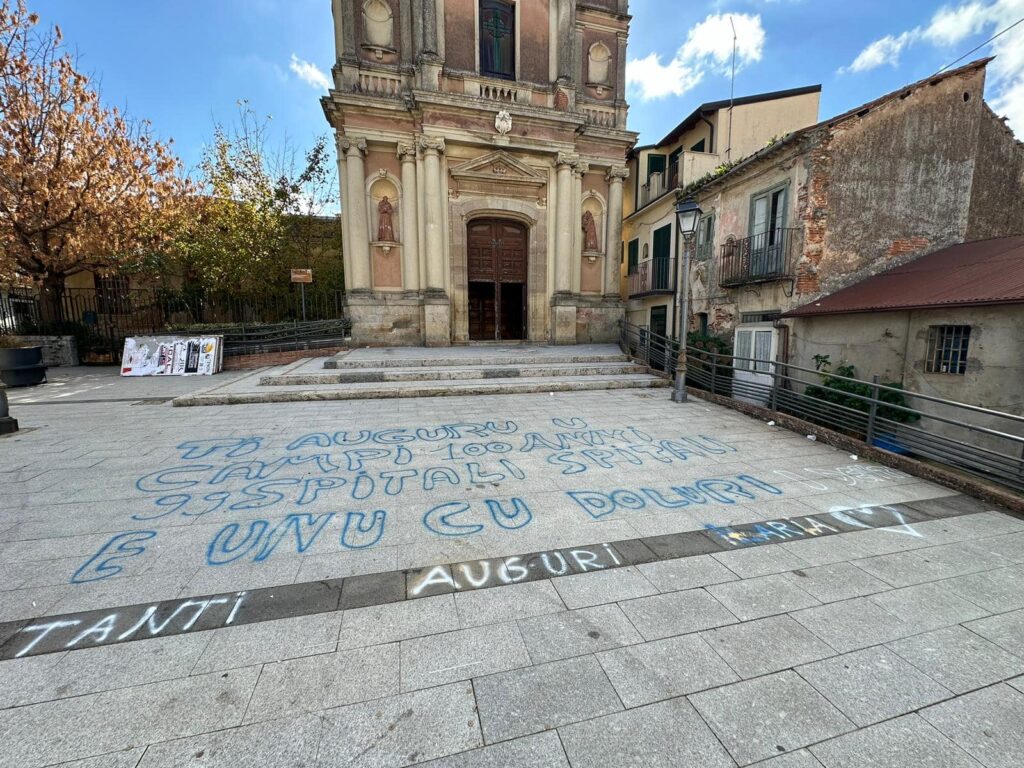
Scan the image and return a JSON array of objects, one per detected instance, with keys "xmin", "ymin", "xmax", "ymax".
[
  {"xmin": 683, "ymin": 58, "xmax": 1024, "ymax": 373},
  {"xmin": 324, "ymin": 0, "xmax": 636, "ymax": 345}
]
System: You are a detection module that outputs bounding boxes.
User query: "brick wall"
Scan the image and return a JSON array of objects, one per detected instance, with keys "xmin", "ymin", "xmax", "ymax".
[{"xmin": 223, "ymin": 347, "xmax": 349, "ymax": 370}]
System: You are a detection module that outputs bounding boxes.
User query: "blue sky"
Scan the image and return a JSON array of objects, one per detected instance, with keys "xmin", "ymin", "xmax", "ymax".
[{"xmin": 34, "ymin": 0, "xmax": 1024, "ymax": 170}]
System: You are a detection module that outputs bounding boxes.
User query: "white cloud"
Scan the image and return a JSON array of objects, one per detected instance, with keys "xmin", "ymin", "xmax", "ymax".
[
  {"xmin": 289, "ymin": 54, "xmax": 331, "ymax": 91},
  {"xmin": 842, "ymin": 31, "xmax": 918, "ymax": 73},
  {"xmin": 840, "ymin": 0, "xmax": 1024, "ymax": 136},
  {"xmin": 627, "ymin": 13, "xmax": 766, "ymax": 101}
]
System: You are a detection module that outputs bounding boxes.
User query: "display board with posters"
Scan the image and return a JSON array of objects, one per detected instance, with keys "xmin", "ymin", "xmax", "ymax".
[{"xmin": 120, "ymin": 336, "xmax": 224, "ymax": 377}]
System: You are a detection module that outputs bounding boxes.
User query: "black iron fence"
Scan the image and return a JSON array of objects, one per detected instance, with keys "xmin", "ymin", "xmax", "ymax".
[
  {"xmin": 1, "ymin": 286, "xmax": 350, "ymax": 360},
  {"xmin": 720, "ymin": 227, "xmax": 800, "ymax": 287},
  {"xmin": 619, "ymin": 320, "xmax": 1024, "ymax": 492}
]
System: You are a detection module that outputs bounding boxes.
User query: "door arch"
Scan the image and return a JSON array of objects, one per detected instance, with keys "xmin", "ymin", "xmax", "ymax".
[{"xmin": 467, "ymin": 218, "xmax": 528, "ymax": 340}]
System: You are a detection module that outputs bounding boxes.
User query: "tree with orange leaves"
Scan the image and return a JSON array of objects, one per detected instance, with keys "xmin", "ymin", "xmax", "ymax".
[{"xmin": 0, "ymin": 0, "xmax": 185, "ymax": 321}]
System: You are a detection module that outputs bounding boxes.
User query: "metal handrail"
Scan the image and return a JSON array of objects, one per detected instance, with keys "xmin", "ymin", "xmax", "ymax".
[{"xmin": 618, "ymin": 320, "xmax": 1024, "ymax": 492}]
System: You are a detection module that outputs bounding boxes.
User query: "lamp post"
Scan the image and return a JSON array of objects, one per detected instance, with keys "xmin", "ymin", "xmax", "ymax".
[{"xmin": 672, "ymin": 196, "xmax": 701, "ymax": 403}]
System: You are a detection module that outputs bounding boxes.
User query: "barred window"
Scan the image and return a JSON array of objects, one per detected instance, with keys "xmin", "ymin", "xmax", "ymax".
[{"xmin": 926, "ymin": 325, "xmax": 970, "ymax": 374}]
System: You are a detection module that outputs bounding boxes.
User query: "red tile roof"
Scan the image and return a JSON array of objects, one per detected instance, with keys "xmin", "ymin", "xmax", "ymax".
[{"xmin": 784, "ymin": 236, "xmax": 1024, "ymax": 317}]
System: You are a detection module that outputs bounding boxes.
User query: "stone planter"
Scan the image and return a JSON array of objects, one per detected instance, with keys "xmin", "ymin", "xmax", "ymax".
[{"xmin": 0, "ymin": 345, "xmax": 47, "ymax": 387}]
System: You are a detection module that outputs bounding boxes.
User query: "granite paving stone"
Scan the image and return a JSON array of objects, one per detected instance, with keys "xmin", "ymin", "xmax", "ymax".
[
  {"xmin": 337, "ymin": 594, "xmax": 459, "ymax": 649},
  {"xmin": 690, "ymin": 670, "xmax": 855, "ymax": 765},
  {"xmin": 474, "ymin": 656, "xmax": 623, "ymax": 743},
  {"xmin": 558, "ymin": 697, "xmax": 735, "ymax": 768},
  {"xmin": 399, "ymin": 621, "xmax": 530, "ymax": 690},
  {"xmin": 550, "ymin": 566, "xmax": 658, "ymax": 609},
  {"xmin": 712, "ymin": 544, "xmax": 811, "ymax": 579},
  {"xmin": 963, "ymin": 609, "xmax": 1024, "ymax": 656},
  {"xmin": 783, "ymin": 561, "xmax": 889, "ymax": 603},
  {"xmin": 888, "ymin": 626, "xmax": 1024, "ymax": 694},
  {"xmin": 797, "ymin": 646, "xmax": 952, "ymax": 726},
  {"xmin": 243, "ymin": 641, "xmax": 399, "ymax": 723},
  {"xmin": 619, "ymin": 587, "xmax": 738, "ymax": 640},
  {"xmin": 791, "ymin": 597, "xmax": 916, "ymax": 653},
  {"xmin": 454, "ymin": 580, "xmax": 567, "ymax": 627},
  {"xmin": 810, "ymin": 714, "xmax": 983, "ymax": 768},
  {"xmin": 192, "ymin": 612, "xmax": 342, "ymax": 674},
  {"xmin": 596, "ymin": 632, "xmax": 738, "ymax": 707},
  {"xmin": 943, "ymin": 567, "xmax": 1024, "ymax": 614},
  {"xmin": 517, "ymin": 603, "xmax": 643, "ymax": 663},
  {"xmin": 316, "ymin": 682, "xmax": 482, "ymax": 768},
  {"xmin": 0, "ymin": 633, "xmax": 209, "ymax": 707},
  {"xmin": 749, "ymin": 750, "xmax": 826, "ymax": 767},
  {"xmin": 46, "ymin": 749, "xmax": 146, "ymax": 768},
  {"xmin": 0, "ymin": 666, "xmax": 260, "ymax": 767},
  {"xmin": 413, "ymin": 731, "xmax": 570, "ymax": 768},
  {"xmin": 137, "ymin": 713, "xmax": 324, "ymax": 767},
  {"xmin": 867, "ymin": 581, "xmax": 989, "ymax": 632},
  {"xmin": 636, "ymin": 553, "xmax": 738, "ymax": 592},
  {"xmin": 921, "ymin": 684, "xmax": 1024, "ymax": 768},
  {"xmin": 706, "ymin": 573, "xmax": 820, "ymax": 621},
  {"xmin": 702, "ymin": 614, "xmax": 836, "ymax": 678},
  {"xmin": 853, "ymin": 550, "xmax": 961, "ymax": 587}
]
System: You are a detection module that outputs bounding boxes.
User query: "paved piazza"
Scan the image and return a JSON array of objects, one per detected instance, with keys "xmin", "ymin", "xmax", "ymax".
[{"xmin": 3, "ymin": 366, "xmax": 1024, "ymax": 766}]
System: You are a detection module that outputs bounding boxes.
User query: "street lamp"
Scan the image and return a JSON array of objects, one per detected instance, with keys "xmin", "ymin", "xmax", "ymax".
[{"xmin": 672, "ymin": 196, "xmax": 701, "ymax": 403}]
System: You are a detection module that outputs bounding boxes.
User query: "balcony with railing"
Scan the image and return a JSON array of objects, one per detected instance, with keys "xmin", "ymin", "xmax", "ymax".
[
  {"xmin": 637, "ymin": 151, "xmax": 721, "ymax": 210},
  {"xmin": 627, "ymin": 257, "xmax": 676, "ymax": 298},
  {"xmin": 719, "ymin": 228, "xmax": 800, "ymax": 287}
]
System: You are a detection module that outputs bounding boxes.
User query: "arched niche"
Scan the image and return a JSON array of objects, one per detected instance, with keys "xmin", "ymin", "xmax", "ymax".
[
  {"xmin": 367, "ymin": 172, "xmax": 401, "ymax": 245},
  {"xmin": 587, "ymin": 42, "xmax": 612, "ymax": 93},
  {"xmin": 362, "ymin": 0, "xmax": 395, "ymax": 58},
  {"xmin": 581, "ymin": 191, "xmax": 607, "ymax": 253}
]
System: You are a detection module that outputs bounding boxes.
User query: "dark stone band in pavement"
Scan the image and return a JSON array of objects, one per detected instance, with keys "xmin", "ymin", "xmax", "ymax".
[{"xmin": 0, "ymin": 493, "xmax": 996, "ymax": 661}]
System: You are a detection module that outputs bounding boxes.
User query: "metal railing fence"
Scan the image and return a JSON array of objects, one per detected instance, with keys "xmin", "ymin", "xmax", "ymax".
[
  {"xmin": 619, "ymin": 320, "xmax": 1024, "ymax": 492},
  {"xmin": 627, "ymin": 257, "xmax": 676, "ymax": 298},
  {"xmin": 720, "ymin": 227, "xmax": 800, "ymax": 287},
  {"xmin": 1, "ymin": 286, "xmax": 350, "ymax": 359}
]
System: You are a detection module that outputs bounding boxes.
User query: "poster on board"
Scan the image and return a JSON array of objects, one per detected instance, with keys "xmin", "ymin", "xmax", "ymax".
[{"xmin": 120, "ymin": 336, "xmax": 223, "ymax": 376}]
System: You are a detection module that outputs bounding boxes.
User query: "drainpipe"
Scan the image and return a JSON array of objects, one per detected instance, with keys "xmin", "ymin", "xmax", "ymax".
[{"xmin": 699, "ymin": 114, "xmax": 715, "ymax": 153}]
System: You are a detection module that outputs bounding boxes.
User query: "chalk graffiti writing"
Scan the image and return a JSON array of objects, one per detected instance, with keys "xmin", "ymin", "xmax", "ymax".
[
  {"xmin": 566, "ymin": 474, "xmax": 783, "ymax": 520},
  {"xmin": 70, "ymin": 531, "xmax": 158, "ymax": 584},
  {"xmin": 13, "ymin": 591, "xmax": 247, "ymax": 658}
]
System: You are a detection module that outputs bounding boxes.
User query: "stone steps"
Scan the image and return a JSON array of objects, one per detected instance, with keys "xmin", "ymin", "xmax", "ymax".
[
  {"xmin": 260, "ymin": 361, "xmax": 647, "ymax": 386},
  {"xmin": 172, "ymin": 373, "xmax": 669, "ymax": 406},
  {"xmin": 323, "ymin": 351, "xmax": 630, "ymax": 369}
]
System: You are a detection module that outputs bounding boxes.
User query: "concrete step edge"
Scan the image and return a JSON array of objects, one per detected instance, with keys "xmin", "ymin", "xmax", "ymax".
[
  {"xmin": 262, "ymin": 363, "xmax": 647, "ymax": 386},
  {"xmin": 323, "ymin": 353, "xmax": 630, "ymax": 369}
]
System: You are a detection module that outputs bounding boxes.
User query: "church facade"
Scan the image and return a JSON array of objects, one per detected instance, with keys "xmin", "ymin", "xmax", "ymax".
[{"xmin": 324, "ymin": 0, "xmax": 635, "ymax": 345}]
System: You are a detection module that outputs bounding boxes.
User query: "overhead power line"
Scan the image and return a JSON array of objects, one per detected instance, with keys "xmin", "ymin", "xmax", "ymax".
[{"xmin": 935, "ymin": 15, "xmax": 1024, "ymax": 74}]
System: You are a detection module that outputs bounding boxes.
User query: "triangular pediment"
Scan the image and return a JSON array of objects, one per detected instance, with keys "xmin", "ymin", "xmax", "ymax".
[{"xmin": 449, "ymin": 151, "xmax": 545, "ymax": 184}]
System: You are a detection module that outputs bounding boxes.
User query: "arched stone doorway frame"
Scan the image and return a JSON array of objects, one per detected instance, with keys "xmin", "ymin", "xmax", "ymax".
[{"xmin": 449, "ymin": 197, "xmax": 547, "ymax": 343}]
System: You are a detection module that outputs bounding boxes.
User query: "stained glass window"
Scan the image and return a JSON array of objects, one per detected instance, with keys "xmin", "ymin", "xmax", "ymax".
[{"xmin": 480, "ymin": 0, "xmax": 515, "ymax": 80}]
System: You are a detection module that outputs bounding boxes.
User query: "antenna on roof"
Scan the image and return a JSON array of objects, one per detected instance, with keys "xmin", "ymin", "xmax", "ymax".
[{"xmin": 727, "ymin": 15, "xmax": 737, "ymax": 162}]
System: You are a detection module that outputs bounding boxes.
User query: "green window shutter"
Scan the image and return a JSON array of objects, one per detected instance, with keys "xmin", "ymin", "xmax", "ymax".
[
  {"xmin": 647, "ymin": 154, "xmax": 666, "ymax": 181},
  {"xmin": 627, "ymin": 239, "xmax": 639, "ymax": 274},
  {"xmin": 652, "ymin": 224, "xmax": 672, "ymax": 260}
]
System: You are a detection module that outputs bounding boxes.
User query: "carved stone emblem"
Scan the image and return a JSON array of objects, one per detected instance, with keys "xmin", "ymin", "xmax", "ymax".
[{"xmin": 495, "ymin": 110, "xmax": 512, "ymax": 136}]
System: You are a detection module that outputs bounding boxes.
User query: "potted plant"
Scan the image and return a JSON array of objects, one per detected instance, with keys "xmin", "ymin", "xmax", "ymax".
[{"xmin": 0, "ymin": 336, "xmax": 47, "ymax": 387}]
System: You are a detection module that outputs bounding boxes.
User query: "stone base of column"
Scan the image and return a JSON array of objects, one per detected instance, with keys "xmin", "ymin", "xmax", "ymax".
[
  {"xmin": 550, "ymin": 293, "xmax": 578, "ymax": 345},
  {"xmin": 344, "ymin": 291, "xmax": 424, "ymax": 347},
  {"xmin": 423, "ymin": 293, "xmax": 451, "ymax": 347},
  {"xmin": 576, "ymin": 295, "xmax": 625, "ymax": 343},
  {"xmin": 0, "ymin": 416, "xmax": 17, "ymax": 435}
]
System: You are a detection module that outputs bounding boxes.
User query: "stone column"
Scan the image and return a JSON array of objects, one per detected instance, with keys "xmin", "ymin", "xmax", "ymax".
[
  {"xmin": 419, "ymin": 136, "xmax": 446, "ymax": 293},
  {"xmin": 605, "ymin": 165, "xmax": 628, "ymax": 296},
  {"xmin": 335, "ymin": 135, "xmax": 352, "ymax": 291},
  {"xmin": 418, "ymin": 135, "xmax": 450, "ymax": 346},
  {"xmin": 397, "ymin": 143, "xmax": 420, "ymax": 293},
  {"xmin": 341, "ymin": 137, "xmax": 371, "ymax": 292},
  {"xmin": 551, "ymin": 151, "xmax": 579, "ymax": 344},
  {"xmin": 554, "ymin": 152, "xmax": 577, "ymax": 294},
  {"xmin": 572, "ymin": 161, "xmax": 588, "ymax": 295}
]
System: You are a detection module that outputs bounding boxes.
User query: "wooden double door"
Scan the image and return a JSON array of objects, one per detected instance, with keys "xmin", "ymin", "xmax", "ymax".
[{"xmin": 467, "ymin": 219, "xmax": 527, "ymax": 341}]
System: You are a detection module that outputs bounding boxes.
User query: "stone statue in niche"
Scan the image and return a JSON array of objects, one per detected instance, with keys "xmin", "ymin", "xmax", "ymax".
[
  {"xmin": 495, "ymin": 110, "xmax": 512, "ymax": 136},
  {"xmin": 582, "ymin": 210, "xmax": 600, "ymax": 252},
  {"xmin": 377, "ymin": 196, "xmax": 395, "ymax": 242}
]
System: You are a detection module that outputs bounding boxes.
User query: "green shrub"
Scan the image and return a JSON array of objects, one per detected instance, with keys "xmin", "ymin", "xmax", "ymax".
[{"xmin": 804, "ymin": 356, "xmax": 918, "ymax": 424}]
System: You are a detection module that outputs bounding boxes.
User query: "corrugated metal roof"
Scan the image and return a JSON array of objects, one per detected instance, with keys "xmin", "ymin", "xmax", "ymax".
[{"xmin": 784, "ymin": 236, "xmax": 1024, "ymax": 317}]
